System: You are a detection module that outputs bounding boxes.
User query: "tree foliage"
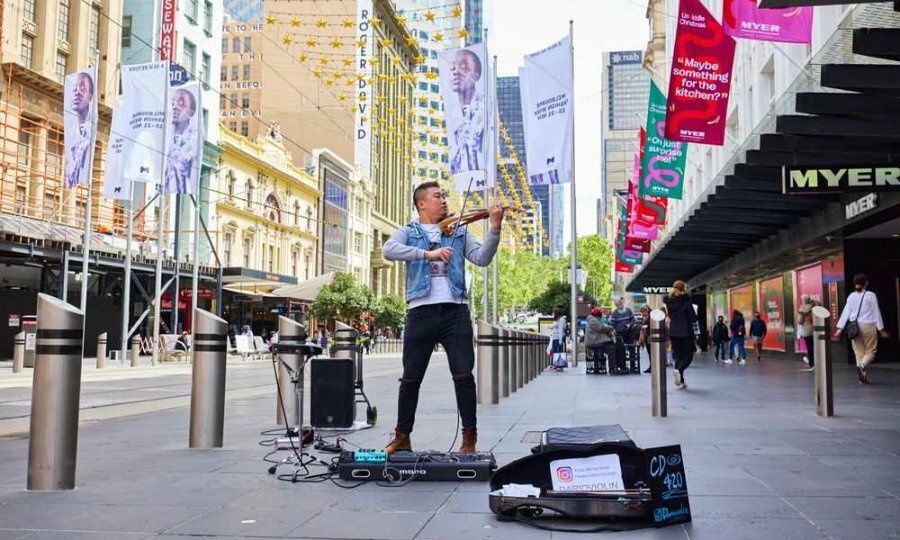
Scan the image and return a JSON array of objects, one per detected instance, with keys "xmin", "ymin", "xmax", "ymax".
[
  {"xmin": 527, "ymin": 280, "xmax": 596, "ymax": 316},
  {"xmin": 310, "ymin": 272, "xmax": 373, "ymax": 324},
  {"xmin": 370, "ymin": 294, "xmax": 406, "ymax": 332},
  {"xmin": 575, "ymin": 235, "xmax": 614, "ymax": 308}
]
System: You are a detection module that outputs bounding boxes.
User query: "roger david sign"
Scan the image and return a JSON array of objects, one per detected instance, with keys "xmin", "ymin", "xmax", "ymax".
[{"xmin": 783, "ymin": 165, "xmax": 900, "ymax": 194}]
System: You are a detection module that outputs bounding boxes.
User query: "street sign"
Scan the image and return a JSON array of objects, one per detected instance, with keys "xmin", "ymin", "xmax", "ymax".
[{"xmin": 169, "ymin": 63, "xmax": 189, "ymax": 86}]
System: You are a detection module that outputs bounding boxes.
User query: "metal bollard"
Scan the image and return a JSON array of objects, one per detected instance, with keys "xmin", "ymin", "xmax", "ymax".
[
  {"xmin": 27, "ymin": 294, "xmax": 84, "ymax": 490},
  {"xmin": 96, "ymin": 332, "xmax": 107, "ymax": 369},
  {"xmin": 189, "ymin": 309, "xmax": 228, "ymax": 448},
  {"xmin": 499, "ymin": 328, "xmax": 510, "ymax": 398},
  {"xmin": 13, "ymin": 331, "xmax": 25, "ymax": 373},
  {"xmin": 476, "ymin": 321, "xmax": 499, "ymax": 405},
  {"xmin": 812, "ymin": 306, "xmax": 833, "ymax": 417},
  {"xmin": 649, "ymin": 309, "xmax": 667, "ymax": 417},
  {"xmin": 276, "ymin": 316, "xmax": 307, "ymax": 428},
  {"xmin": 509, "ymin": 330, "xmax": 518, "ymax": 393},
  {"xmin": 130, "ymin": 335, "xmax": 140, "ymax": 367}
]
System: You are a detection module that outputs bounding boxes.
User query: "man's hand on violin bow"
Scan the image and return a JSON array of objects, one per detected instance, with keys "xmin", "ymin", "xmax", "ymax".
[
  {"xmin": 426, "ymin": 247, "xmax": 454, "ymax": 262},
  {"xmin": 488, "ymin": 204, "xmax": 505, "ymax": 231}
]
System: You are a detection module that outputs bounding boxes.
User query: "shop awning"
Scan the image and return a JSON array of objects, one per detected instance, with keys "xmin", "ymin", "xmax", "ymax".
[
  {"xmin": 221, "ymin": 282, "xmax": 280, "ymax": 297},
  {"xmin": 271, "ymin": 271, "xmax": 337, "ymax": 301},
  {"xmin": 627, "ymin": 20, "xmax": 900, "ymax": 292}
]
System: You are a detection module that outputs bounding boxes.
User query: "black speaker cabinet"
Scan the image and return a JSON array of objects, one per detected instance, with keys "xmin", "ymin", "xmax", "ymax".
[{"xmin": 311, "ymin": 358, "xmax": 356, "ymax": 428}]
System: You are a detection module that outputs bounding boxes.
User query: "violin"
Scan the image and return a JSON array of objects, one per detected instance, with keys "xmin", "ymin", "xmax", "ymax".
[{"xmin": 438, "ymin": 206, "xmax": 525, "ymax": 236}]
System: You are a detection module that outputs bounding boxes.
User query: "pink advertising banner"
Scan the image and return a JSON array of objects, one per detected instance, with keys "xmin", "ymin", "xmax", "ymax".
[
  {"xmin": 666, "ymin": 0, "xmax": 736, "ymax": 146},
  {"xmin": 795, "ymin": 263, "xmax": 823, "ymax": 354},
  {"xmin": 722, "ymin": 0, "xmax": 813, "ymax": 44},
  {"xmin": 757, "ymin": 276, "xmax": 786, "ymax": 351}
]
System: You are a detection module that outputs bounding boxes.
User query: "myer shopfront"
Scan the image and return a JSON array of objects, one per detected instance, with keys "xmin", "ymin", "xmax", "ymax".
[{"xmin": 627, "ymin": 7, "xmax": 900, "ymax": 366}]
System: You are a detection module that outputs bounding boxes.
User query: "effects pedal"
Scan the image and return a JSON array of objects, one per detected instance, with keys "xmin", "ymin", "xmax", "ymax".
[
  {"xmin": 337, "ymin": 450, "xmax": 496, "ymax": 482},
  {"xmin": 353, "ymin": 449, "xmax": 387, "ymax": 463}
]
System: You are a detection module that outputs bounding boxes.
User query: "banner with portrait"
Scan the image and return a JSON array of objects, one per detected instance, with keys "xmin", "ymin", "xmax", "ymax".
[
  {"xmin": 439, "ymin": 42, "xmax": 491, "ymax": 191},
  {"xmin": 722, "ymin": 0, "xmax": 813, "ymax": 44},
  {"xmin": 118, "ymin": 61, "xmax": 168, "ymax": 187},
  {"xmin": 101, "ymin": 96, "xmax": 132, "ymax": 200},
  {"xmin": 520, "ymin": 36, "xmax": 573, "ymax": 186},
  {"xmin": 665, "ymin": 0, "xmax": 736, "ymax": 146},
  {"xmin": 63, "ymin": 66, "xmax": 98, "ymax": 189},
  {"xmin": 162, "ymin": 82, "xmax": 203, "ymax": 195}
]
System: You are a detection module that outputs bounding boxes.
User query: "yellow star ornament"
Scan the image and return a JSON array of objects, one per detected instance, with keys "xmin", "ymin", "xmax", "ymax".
[
  {"xmin": 457, "ymin": 28, "xmax": 469, "ymax": 39},
  {"xmin": 342, "ymin": 18, "xmax": 354, "ymax": 29},
  {"xmin": 265, "ymin": 14, "xmax": 277, "ymax": 25},
  {"xmin": 291, "ymin": 16, "xmax": 301, "ymax": 27},
  {"xmin": 282, "ymin": 34, "xmax": 294, "ymax": 46},
  {"xmin": 433, "ymin": 32, "xmax": 444, "ymax": 43},
  {"xmin": 451, "ymin": 5, "xmax": 463, "ymax": 17},
  {"xmin": 305, "ymin": 37, "xmax": 317, "ymax": 47},
  {"xmin": 316, "ymin": 18, "xmax": 328, "ymax": 29},
  {"xmin": 424, "ymin": 10, "xmax": 435, "ymax": 22},
  {"xmin": 330, "ymin": 38, "xmax": 343, "ymax": 49}
]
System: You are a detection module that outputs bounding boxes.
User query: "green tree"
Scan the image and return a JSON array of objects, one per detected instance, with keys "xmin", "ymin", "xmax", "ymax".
[
  {"xmin": 370, "ymin": 294, "xmax": 406, "ymax": 333},
  {"xmin": 310, "ymin": 272, "xmax": 374, "ymax": 324},
  {"xmin": 527, "ymin": 280, "xmax": 595, "ymax": 316},
  {"xmin": 575, "ymin": 235, "xmax": 614, "ymax": 307}
]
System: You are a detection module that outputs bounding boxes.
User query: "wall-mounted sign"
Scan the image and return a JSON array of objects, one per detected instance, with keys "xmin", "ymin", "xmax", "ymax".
[
  {"xmin": 783, "ymin": 165, "xmax": 900, "ymax": 194},
  {"xmin": 845, "ymin": 193, "xmax": 879, "ymax": 220},
  {"xmin": 642, "ymin": 286, "xmax": 673, "ymax": 294}
]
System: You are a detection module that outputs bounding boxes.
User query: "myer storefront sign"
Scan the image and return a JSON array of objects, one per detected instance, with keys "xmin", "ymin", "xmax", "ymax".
[
  {"xmin": 783, "ymin": 165, "xmax": 900, "ymax": 194},
  {"xmin": 643, "ymin": 286, "xmax": 673, "ymax": 294},
  {"xmin": 845, "ymin": 193, "xmax": 878, "ymax": 220}
]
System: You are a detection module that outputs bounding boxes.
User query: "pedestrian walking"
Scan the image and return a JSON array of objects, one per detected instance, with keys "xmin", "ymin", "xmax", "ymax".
[
  {"xmin": 637, "ymin": 304, "xmax": 653, "ymax": 373},
  {"xmin": 662, "ymin": 280, "xmax": 697, "ymax": 389},
  {"xmin": 728, "ymin": 310, "xmax": 747, "ymax": 365},
  {"xmin": 548, "ymin": 306, "xmax": 569, "ymax": 371},
  {"xmin": 797, "ymin": 296, "xmax": 817, "ymax": 369},
  {"xmin": 749, "ymin": 313, "xmax": 767, "ymax": 361},
  {"xmin": 711, "ymin": 315, "xmax": 729, "ymax": 361},
  {"xmin": 834, "ymin": 274, "xmax": 890, "ymax": 384}
]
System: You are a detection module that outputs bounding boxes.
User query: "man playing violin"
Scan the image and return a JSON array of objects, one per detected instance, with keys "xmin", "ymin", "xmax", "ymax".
[{"xmin": 382, "ymin": 181, "xmax": 505, "ymax": 454}]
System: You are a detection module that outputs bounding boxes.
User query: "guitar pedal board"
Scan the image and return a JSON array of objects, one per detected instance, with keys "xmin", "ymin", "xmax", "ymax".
[{"xmin": 337, "ymin": 450, "xmax": 496, "ymax": 482}]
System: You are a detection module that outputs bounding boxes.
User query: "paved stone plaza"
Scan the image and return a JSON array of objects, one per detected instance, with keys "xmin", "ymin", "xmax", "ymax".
[{"xmin": 0, "ymin": 351, "xmax": 898, "ymax": 539}]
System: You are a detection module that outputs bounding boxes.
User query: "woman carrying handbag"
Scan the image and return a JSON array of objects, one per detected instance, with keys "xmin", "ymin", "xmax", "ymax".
[{"xmin": 834, "ymin": 274, "xmax": 890, "ymax": 384}]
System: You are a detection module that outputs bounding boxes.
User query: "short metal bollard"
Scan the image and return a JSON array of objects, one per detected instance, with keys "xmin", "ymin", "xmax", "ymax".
[
  {"xmin": 27, "ymin": 294, "xmax": 84, "ymax": 491},
  {"xmin": 650, "ymin": 309, "xmax": 667, "ymax": 417},
  {"xmin": 13, "ymin": 331, "xmax": 25, "ymax": 373},
  {"xmin": 499, "ymin": 328, "xmax": 510, "ymax": 398},
  {"xmin": 130, "ymin": 335, "xmax": 141, "ymax": 367},
  {"xmin": 812, "ymin": 306, "xmax": 833, "ymax": 417},
  {"xmin": 276, "ymin": 316, "xmax": 307, "ymax": 428},
  {"xmin": 509, "ymin": 330, "xmax": 518, "ymax": 394},
  {"xmin": 96, "ymin": 332, "xmax": 107, "ymax": 369},
  {"xmin": 189, "ymin": 309, "xmax": 228, "ymax": 449},
  {"xmin": 476, "ymin": 321, "xmax": 499, "ymax": 405}
]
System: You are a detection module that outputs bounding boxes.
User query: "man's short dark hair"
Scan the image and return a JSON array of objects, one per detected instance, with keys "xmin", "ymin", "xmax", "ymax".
[
  {"xmin": 458, "ymin": 49, "xmax": 482, "ymax": 78},
  {"xmin": 413, "ymin": 181, "xmax": 440, "ymax": 208}
]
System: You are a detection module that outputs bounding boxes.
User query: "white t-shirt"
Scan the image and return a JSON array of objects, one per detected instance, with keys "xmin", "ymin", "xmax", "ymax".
[{"xmin": 407, "ymin": 224, "xmax": 466, "ymax": 310}]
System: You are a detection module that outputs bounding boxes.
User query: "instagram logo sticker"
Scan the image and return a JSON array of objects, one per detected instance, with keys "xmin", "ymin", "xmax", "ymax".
[{"xmin": 556, "ymin": 466, "xmax": 574, "ymax": 483}]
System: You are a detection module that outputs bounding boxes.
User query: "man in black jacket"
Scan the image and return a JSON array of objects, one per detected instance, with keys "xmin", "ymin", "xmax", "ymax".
[
  {"xmin": 711, "ymin": 315, "xmax": 729, "ymax": 362},
  {"xmin": 663, "ymin": 280, "xmax": 697, "ymax": 389}
]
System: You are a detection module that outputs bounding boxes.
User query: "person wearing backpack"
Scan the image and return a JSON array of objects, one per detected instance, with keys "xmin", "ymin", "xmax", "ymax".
[
  {"xmin": 834, "ymin": 274, "xmax": 890, "ymax": 384},
  {"xmin": 728, "ymin": 310, "xmax": 747, "ymax": 365}
]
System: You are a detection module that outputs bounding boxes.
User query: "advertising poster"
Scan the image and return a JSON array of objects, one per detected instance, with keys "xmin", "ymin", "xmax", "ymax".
[
  {"xmin": 823, "ymin": 254, "xmax": 844, "ymax": 339},
  {"xmin": 439, "ymin": 42, "xmax": 491, "ymax": 190},
  {"xmin": 666, "ymin": 0, "xmax": 736, "ymax": 146},
  {"xmin": 640, "ymin": 81, "xmax": 687, "ymax": 198},
  {"xmin": 520, "ymin": 36, "xmax": 574, "ymax": 186},
  {"xmin": 119, "ymin": 61, "xmax": 168, "ymax": 186},
  {"xmin": 63, "ymin": 67, "xmax": 98, "ymax": 189},
  {"xmin": 757, "ymin": 276, "xmax": 785, "ymax": 351},
  {"xmin": 101, "ymin": 96, "xmax": 132, "ymax": 200},
  {"xmin": 728, "ymin": 284, "xmax": 754, "ymax": 336},
  {"xmin": 355, "ymin": 0, "xmax": 374, "ymax": 182},
  {"xmin": 722, "ymin": 0, "xmax": 813, "ymax": 44},
  {"xmin": 795, "ymin": 263, "xmax": 823, "ymax": 353},
  {"xmin": 708, "ymin": 291, "xmax": 728, "ymax": 333},
  {"xmin": 162, "ymin": 82, "xmax": 203, "ymax": 195}
]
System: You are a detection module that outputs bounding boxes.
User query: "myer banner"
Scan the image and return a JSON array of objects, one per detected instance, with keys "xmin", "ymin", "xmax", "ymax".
[
  {"xmin": 119, "ymin": 61, "xmax": 168, "ymax": 186},
  {"xmin": 723, "ymin": 0, "xmax": 812, "ymax": 44},
  {"xmin": 355, "ymin": 0, "xmax": 373, "ymax": 181},
  {"xmin": 439, "ymin": 42, "xmax": 492, "ymax": 191},
  {"xmin": 641, "ymin": 82, "xmax": 687, "ymax": 198},
  {"xmin": 520, "ymin": 36, "xmax": 574, "ymax": 186},
  {"xmin": 783, "ymin": 165, "xmax": 900, "ymax": 194},
  {"xmin": 666, "ymin": 0, "xmax": 736, "ymax": 146},
  {"xmin": 63, "ymin": 67, "xmax": 98, "ymax": 189},
  {"xmin": 162, "ymin": 82, "xmax": 203, "ymax": 195}
]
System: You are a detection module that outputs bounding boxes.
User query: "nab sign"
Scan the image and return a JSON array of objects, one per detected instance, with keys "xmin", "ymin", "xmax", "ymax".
[{"xmin": 783, "ymin": 165, "xmax": 900, "ymax": 194}]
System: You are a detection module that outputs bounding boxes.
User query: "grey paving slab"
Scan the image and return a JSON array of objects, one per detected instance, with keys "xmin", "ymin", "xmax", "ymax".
[
  {"xmin": 814, "ymin": 519, "xmax": 900, "ymax": 539},
  {"xmin": 684, "ymin": 518, "xmax": 825, "ymax": 540},
  {"xmin": 166, "ymin": 507, "xmax": 320, "ymax": 538},
  {"xmin": 287, "ymin": 509, "xmax": 431, "ymax": 539},
  {"xmin": 416, "ymin": 512, "xmax": 550, "ymax": 540}
]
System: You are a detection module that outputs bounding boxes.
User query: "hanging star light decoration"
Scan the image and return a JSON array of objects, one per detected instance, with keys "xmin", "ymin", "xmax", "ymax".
[
  {"xmin": 333, "ymin": 71, "xmax": 344, "ymax": 80},
  {"xmin": 265, "ymin": 14, "xmax": 277, "ymax": 25},
  {"xmin": 299, "ymin": 52, "xmax": 309, "ymax": 63},
  {"xmin": 305, "ymin": 37, "xmax": 318, "ymax": 47},
  {"xmin": 291, "ymin": 16, "xmax": 301, "ymax": 27},
  {"xmin": 312, "ymin": 68, "xmax": 324, "ymax": 78},
  {"xmin": 457, "ymin": 28, "xmax": 469, "ymax": 39},
  {"xmin": 424, "ymin": 10, "xmax": 435, "ymax": 22},
  {"xmin": 451, "ymin": 5, "xmax": 463, "ymax": 17},
  {"xmin": 433, "ymin": 32, "xmax": 444, "ymax": 43},
  {"xmin": 343, "ymin": 57, "xmax": 354, "ymax": 67},
  {"xmin": 396, "ymin": 15, "xmax": 407, "ymax": 27},
  {"xmin": 357, "ymin": 37, "xmax": 366, "ymax": 48},
  {"xmin": 316, "ymin": 18, "xmax": 328, "ymax": 28},
  {"xmin": 370, "ymin": 17, "xmax": 381, "ymax": 27},
  {"xmin": 338, "ymin": 92, "xmax": 348, "ymax": 102},
  {"xmin": 379, "ymin": 38, "xmax": 390, "ymax": 48},
  {"xmin": 325, "ymin": 77, "xmax": 335, "ymax": 86},
  {"xmin": 330, "ymin": 38, "xmax": 343, "ymax": 49},
  {"xmin": 414, "ymin": 54, "xmax": 425, "ymax": 65},
  {"xmin": 406, "ymin": 35, "xmax": 416, "ymax": 46},
  {"xmin": 342, "ymin": 17, "xmax": 354, "ymax": 29},
  {"xmin": 282, "ymin": 34, "xmax": 294, "ymax": 45},
  {"xmin": 319, "ymin": 56, "xmax": 330, "ymax": 65}
]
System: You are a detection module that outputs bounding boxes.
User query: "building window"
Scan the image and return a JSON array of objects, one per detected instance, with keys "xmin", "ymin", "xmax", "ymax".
[
  {"xmin": 241, "ymin": 93, "xmax": 249, "ymax": 108},
  {"xmin": 203, "ymin": 1, "xmax": 213, "ymax": 35},
  {"xmin": 294, "ymin": 201, "xmax": 301, "ymax": 226},
  {"xmin": 187, "ymin": 0, "xmax": 199, "ymax": 22},
  {"xmin": 291, "ymin": 250, "xmax": 298, "ymax": 277},
  {"xmin": 353, "ymin": 232, "xmax": 363, "ymax": 254},
  {"xmin": 232, "ymin": 37, "xmax": 240, "ymax": 53},
  {"xmin": 183, "ymin": 40, "xmax": 197, "ymax": 73},
  {"xmin": 223, "ymin": 232, "xmax": 233, "ymax": 265},
  {"xmin": 245, "ymin": 179, "xmax": 253, "ymax": 209},
  {"xmin": 242, "ymin": 237, "xmax": 251, "ymax": 267},
  {"xmin": 242, "ymin": 64, "xmax": 250, "ymax": 80},
  {"xmin": 227, "ymin": 171, "xmax": 236, "ymax": 200},
  {"xmin": 20, "ymin": 35, "xmax": 34, "ymax": 69},
  {"xmin": 46, "ymin": 129, "xmax": 64, "ymax": 178},
  {"xmin": 265, "ymin": 193, "xmax": 281, "ymax": 223},
  {"xmin": 121, "ymin": 15, "xmax": 133, "ymax": 48},
  {"xmin": 268, "ymin": 245, "xmax": 275, "ymax": 272},
  {"xmin": 15, "ymin": 185, "xmax": 27, "ymax": 214},
  {"xmin": 231, "ymin": 65, "xmax": 239, "ymax": 81},
  {"xmin": 304, "ymin": 254, "xmax": 310, "ymax": 280},
  {"xmin": 89, "ymin": 6, "xmax": 100, "ymax": 58},
  {"xmin": 240, "ymin": 121, "xmax": 248, "ymax": 136},
  {"xmin": 23, "ymin": 0, "xmax": 37, "ymax": 22},
  {"xmin": 229, "ymin": 121, "xmax": 237, "ymax": 132},
  {"xmin": 58, "ymin": 0, "xmax": 71, "ymax": 43},
  {"xmin": 221, "ymin": 37, "xmax": 228, "ymax": 54},
  {"xmin": 306, "ymin": 206, "xmax": 313, "ymax": 232},
  {"xmin": 243, "ymin": 37, "xmax": 252, "ymax": 53},
  {"xmin": 17, "ymin": 118, "xmax": 34, "ymax": 166},
  {"xmin": 201, "ymin": 53, "xmax": 211, "ymax": 88},
  {"xmin": 55, "ymin": 53, "xmax": 67, "ymax": 83}
]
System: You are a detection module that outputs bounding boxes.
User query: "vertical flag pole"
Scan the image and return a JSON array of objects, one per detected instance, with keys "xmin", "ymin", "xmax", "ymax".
[
  {"xmin": 568, "ymin": 20, "xmax": 578, "ymax": 364},
  {"xmin": 482, "ymin": 29, "xmax": 490, "ymax": 322},
  {"xmin": 79, "ymin": 59, "xmax": 99, "ymax": 327},
  {"xmin": 152, "ymin": 63, "xmax": 171, "ymax": 366},
  {"xmin": 491, "ymin": 55, "xmax": 499, "ymax": 324},
  {"xmin": 191, "ymin": 90, "xmax": 205, "ymax": 325},
  {"xmin": 120, "ymin": 179, "xmax": 134, "ymax": 360}
]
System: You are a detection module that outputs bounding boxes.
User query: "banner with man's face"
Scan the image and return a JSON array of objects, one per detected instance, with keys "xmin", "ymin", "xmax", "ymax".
[
  {"xmin": 163, "ymin": 82, "xmax": 203, "ymax": 195},
  {"xmin": 119, "ymin": 61, "xmax": 168, "ymax": 186},
  {"xmin": 63, "ymin": 67, "xmax": 98, "ymax": 189},
  {"xmin": 439, "ymin": 43, "xmax": 490, "ymax": 192}
]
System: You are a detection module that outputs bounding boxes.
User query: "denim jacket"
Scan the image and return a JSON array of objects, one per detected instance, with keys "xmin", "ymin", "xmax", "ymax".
[{"xmin": 383, "ymin": 220, "xmax": 500, "ymax": 303}]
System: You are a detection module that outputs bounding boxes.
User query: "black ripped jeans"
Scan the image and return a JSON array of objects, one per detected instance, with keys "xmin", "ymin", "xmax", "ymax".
[{"xmin": 396, "ymin": 303, "xmax": 476, "ymax": 433}]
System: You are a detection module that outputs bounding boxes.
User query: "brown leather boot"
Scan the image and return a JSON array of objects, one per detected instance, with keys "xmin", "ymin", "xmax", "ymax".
[
  {"xmin": 459, "ymin": 427, "xmax": 477, "ymax": 453},
  {"xmin": 385, "ymin": 428, "xmax": 412, "ymax": 454}
]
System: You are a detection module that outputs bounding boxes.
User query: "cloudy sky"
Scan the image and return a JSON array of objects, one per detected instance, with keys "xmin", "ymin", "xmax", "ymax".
[{"xmin": 488, "ymin": 0, "xmax": 650, "ymax": 240}]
